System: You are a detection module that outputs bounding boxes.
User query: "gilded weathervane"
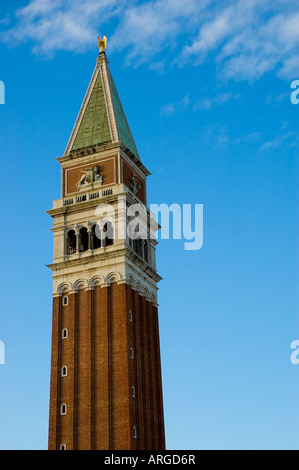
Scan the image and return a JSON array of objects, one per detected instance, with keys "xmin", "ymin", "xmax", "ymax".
[{"xmin": 98, "ymin": 35, "xmax": 108, "ymax": 53}]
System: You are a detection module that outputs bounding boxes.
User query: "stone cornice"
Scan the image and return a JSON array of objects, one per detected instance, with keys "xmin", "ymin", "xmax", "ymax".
[
  {"xmin": 58, "ymin": 141, "xmax": 121, "ymax": 164},
  {"xmin": 47, "ymin": 247, "xmax": 127, "ymax": 271},
  {"xmin": 57, "ymin": 142, "xmax": 150, "ymax": 178},
  {"xmin": 48, "ymin": 247, "xmax": 162, "ymax": 284},
  {"xmin": 119, "ymin": 144, "xmax": 151, "ymax": 177},
  {"xmin": 126, "ymin": 250, "xmax": 163, "ymax": 283}
]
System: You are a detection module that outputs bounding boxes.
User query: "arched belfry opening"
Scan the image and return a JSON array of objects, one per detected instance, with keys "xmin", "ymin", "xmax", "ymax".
[
  {"xmin": 79, "ymin": 227, "xmax": 89, "ymax": 252},
  {"xmin": 67, "ymin": 230, "xmax": 77, "ymax": 255},
  {"xmin": 91, "ymin": 224, "xmax": 101, "ymax": 250},
  {"xmin": 102, "ymin": 221, "xmax": 114, "ymax": 247}
]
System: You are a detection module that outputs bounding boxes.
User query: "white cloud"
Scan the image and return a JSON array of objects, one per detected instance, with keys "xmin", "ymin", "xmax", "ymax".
[
  {"xmin": 193, "ymin": 93, "xmax": 240, "ymax": 111},
  {"xmin": 181, "ymin": 0, "xmax": 299, "ymax": 81},
  {"xmin": 259, "ymin": 139, "xmax": 282, "ymax": 152},
  {"xmin": 160, "ymin": 103, "xmax": 176, "ymax": 117},
  {"xmin": 1, "ymin": 0, "xmax": 121, "ymax": 56},
  {"xmin": 1, "ymin": 0, "xmax": 299, "ymax": 81},
  {"xmin": 109, "ymin": 0, "xmax": 203, "ymax": 66},
  {"xmin": 160, "ymin": 94, "xmax": 190, "ymax": 116},
  {"xmin": 258, "ymin": 128, "xmax": 296, "ymax": 152},
  {"xmin": 161, "ymin": 92, "xmax": 239, "ymax": 116},
  {"xmin": 182, "ymin": 8, "xmax": 232, "ymax": 60},
  {"xmin": 179, "ymin": 95, "xmax": 191, "ymax": 108}
]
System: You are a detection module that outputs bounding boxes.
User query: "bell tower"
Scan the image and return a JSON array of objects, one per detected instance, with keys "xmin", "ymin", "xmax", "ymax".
[{"xmin": 47, "ymin": 38, "xmax": 165, "ymax": 451}]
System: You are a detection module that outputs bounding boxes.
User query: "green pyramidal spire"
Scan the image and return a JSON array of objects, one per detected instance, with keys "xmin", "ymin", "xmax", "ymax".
[
  {"xmin": 71, "ymin": 71, "xmax": 111, "ymax": 151},
  {"xmin": 66, "ymin": 39, "xmax": 140, "ymax": 160}
]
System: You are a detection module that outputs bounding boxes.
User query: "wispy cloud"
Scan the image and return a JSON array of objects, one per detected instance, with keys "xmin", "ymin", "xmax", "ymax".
[
  {"xmin": 109, "ymin": 0, "xmax": 204, "ymax": 66},
  {"xmin": 0, "ymin": 0, "xmax": 122, "ymax": 56},
  {"xmin": 201, "ymin": 124, "xmax": 231, "ymax": 149},
  {"xmin": 265, "ymin": 92, "xmax": 291, "ymax": 106},
  {"xmin": 160, "ymin": 92, "xmax": 240, "ymax": 116},
  {"xmin": 1, "ymin": 0, "xmax": 299, "ymax": 81},
  {"xmin": 180, "ymin": 0, "xmax": 299, "ymax": 81},
  {"xmin": 258, "ymin": 130, "xmax": 296, "ymax": 152},
  {"xmin": 160, "ymin": 94, "xmax": 190, "ymax": 116},
  {"xmin": 193, "ymin": 93, "xmax": 241, "ymax": 111}
]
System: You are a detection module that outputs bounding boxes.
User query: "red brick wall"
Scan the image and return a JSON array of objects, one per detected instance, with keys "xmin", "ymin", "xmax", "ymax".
[
  {"xmin": 48, "ymin": 296, "xmax": 60, "ymax": 450},
  {"xmin": 48, "ymin": 282, "xmax": 165, "ymax": 450}
]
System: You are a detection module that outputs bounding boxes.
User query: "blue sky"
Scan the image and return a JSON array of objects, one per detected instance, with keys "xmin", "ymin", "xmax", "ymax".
[{"xmin": 0, "ymin": 0, "xmax": 299, "ymax": 450}]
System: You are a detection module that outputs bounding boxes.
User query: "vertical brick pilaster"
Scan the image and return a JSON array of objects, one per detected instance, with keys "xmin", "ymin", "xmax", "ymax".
[
  {"xmin": 147, "ymin": 299, "xmax": 157, "ymax": 449},
  {"xmin": 75, "ymin": 287, "xmax": 92, "ymax": 450},
  {"xmin": 48, "ymin": 295, "xmax": 61, "ymax": 450},
  {"xmin": 94, "ymin": 284, "xmax": 110, "ymax": 449},
  {"xmin": 141, "ymin": 294, "xmax": 151, "ymax": 449},
  {"xmin": 133, "ymin": 289, "xmax": 145, "ymax": 449},
  {"xmin": 127, "ymin": 284, "xmax": 137, "ymax": 451},
  {"xmin": 153, "ymin": 305, "xmax": 166, "ymax": 450},
  {"xmin": 59, "ymin": 292, "xmax": 76, "ymax": 450},
  {"xmin": 110, "ymin": 282, "xmax": 131, "ymax": 450}
]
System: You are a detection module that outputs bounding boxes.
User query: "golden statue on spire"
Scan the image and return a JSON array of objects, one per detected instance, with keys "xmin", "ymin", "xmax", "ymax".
[{"xmin": 98, "ymin": 36, "xmax": 108, "ymax": 53}]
